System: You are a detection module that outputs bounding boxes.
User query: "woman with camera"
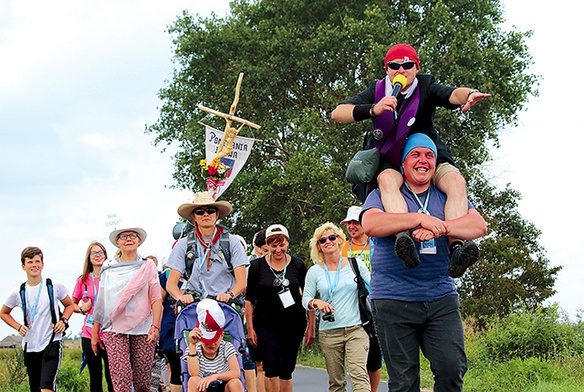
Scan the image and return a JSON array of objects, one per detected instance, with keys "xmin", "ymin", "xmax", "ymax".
[
  {"xmin": 245, "ymin": 224, "xmax": 315, "ymax": 392},
  {"xmin": 302, "ymin": 222, "xmax": 371, "ymax": 392}
]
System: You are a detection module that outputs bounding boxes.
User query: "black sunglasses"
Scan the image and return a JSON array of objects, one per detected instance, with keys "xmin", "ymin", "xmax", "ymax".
[
  {"xmin": 193, "ymin": 207, "xmax": 218, "ymax": 216},
  {"xmin": 387, "ymin": 61, "xmax": 416, "ymax": 70},
  {"xmin": 318, "ymin": 234, "xmax": 339, "ymax": 244}
]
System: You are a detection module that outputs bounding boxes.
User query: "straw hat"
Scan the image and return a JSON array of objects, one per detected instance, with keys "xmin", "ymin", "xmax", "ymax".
[{"xmin": 177, "ymin": 192, "xmax": 232, "ymax": 221}]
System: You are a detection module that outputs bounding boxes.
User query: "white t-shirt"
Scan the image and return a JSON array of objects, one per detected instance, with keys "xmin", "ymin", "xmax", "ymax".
[{"xmin": 4, "ymin": 279, "xmax": 69, "ymax": 352}]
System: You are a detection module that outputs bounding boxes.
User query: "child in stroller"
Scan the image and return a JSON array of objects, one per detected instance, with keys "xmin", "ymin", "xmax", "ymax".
[{"xmin": 176, "ymin": 298, "xmax": 246, "ymax": 392}]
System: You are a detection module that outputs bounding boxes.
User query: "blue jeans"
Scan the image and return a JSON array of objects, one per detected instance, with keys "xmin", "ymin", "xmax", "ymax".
[{"xmin": 371, "ymin": 294, "xmax": 467, "ymax": 392}]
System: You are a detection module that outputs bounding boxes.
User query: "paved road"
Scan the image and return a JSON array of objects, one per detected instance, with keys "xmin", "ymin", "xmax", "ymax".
[{"xmin": 293, "ymin": 366, "xmax": 389, "ymax": 391}]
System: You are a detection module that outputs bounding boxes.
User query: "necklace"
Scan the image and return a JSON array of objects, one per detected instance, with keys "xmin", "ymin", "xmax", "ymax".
[{"xmin": 268, "ymin": 254, "xmax": 290, "ymax": 287}]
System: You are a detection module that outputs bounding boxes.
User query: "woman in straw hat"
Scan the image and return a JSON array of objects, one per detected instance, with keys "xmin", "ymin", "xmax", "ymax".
[
  {"xmin": 165, "ymin": 192, "xmax": 249, "ymax": 307},
  {"xmin": 92, "ymin": 226, "xmax": 162, "ymax": 392}
]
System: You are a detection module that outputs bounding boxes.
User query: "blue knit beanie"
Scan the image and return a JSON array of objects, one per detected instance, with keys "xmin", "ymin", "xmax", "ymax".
[{"xmin": 401, "ymin": 133, "xmax": 438, "ymax": 164}]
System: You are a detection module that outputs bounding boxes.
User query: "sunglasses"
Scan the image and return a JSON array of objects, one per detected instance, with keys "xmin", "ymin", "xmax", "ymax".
[
  {"xmin": 318, "ymin": 234, "xmax": 339, "ymax": 244},
  {"xmin": 387, "ymin": 61, "xmax": 416, "ymax": 70},
  {"xmin": 194, "ymin": 207, "xmax": 218, "ymax": 216}
]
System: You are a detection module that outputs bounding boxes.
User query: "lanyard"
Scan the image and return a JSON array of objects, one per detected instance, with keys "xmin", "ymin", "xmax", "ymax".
[
  {"xmin": 25, "ymin": 280, "xmax": 43, "ymax": 325},
  {"xmin": 323, "ymin": 255, "xmax": 342, "ymax": 300},
  {"xmin": 349, "ymin": 238, "xmax": 370, "ymax": 258},
  {"xmin": 405, "ymin": 182, "xmax": 431, "ymax": 215},
  {"xmin": 268, "ymin": 254, "xmax": 289, "ymax": 287},
  {"xmin": 91, "ymin": 272, "xmax": 98, "ymax": 304}
]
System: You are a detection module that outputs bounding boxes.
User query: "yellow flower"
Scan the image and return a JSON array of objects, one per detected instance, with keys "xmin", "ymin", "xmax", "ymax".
[{"xmin": 199, "ymin": 159, "xmax": 207, "ymax": 167}]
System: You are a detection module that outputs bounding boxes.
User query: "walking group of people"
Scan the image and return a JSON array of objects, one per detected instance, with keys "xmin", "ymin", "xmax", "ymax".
[{"xmin": 1, "ymin": 42, "xmax": 488, "ymax": 392}]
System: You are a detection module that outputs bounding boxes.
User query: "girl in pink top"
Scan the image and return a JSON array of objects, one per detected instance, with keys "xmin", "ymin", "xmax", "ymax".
[{"xmin": 72, "ymin": 241, "xmax": 114, "ymax": 392}]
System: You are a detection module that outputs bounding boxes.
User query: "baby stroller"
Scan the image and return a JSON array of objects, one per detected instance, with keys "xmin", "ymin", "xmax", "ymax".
[{"xmin": 174, "ymin": 300, "xmax": 247, "ymax": 390}]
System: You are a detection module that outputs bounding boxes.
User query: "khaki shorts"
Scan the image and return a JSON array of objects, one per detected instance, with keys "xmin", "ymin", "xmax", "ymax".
[{"xmin": 433, "ymin": 162, "xmax": 460, "ymax": 186}]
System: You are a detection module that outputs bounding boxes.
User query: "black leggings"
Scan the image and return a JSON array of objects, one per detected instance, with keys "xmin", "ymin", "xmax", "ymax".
[
  {"xmin": 161, "ymin": 349, "xmax": 182, "ymax": 385},
  {"xmin": 82, "ymin": 337, "xmax": 114, "ymax": 392}
]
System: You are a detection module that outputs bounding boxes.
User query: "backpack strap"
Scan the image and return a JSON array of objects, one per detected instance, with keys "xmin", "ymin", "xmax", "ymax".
[
  {"xmin": 19, "ymin": 282, "xmax": 27, "ymax": 327},
  {"xmin": 184, "ymin": 231, "xmax": 198, "ymax": 280},
  {"xmin": 184, "ymin": 228, "xmax": 234, "ymax": 278},
  {"xmin": 219, "ymin": 232, "xmax": 233, "ymax": 275},
  {"xmin": 46, "ymin": 278, "xmax": 58, "ymax": 325}
]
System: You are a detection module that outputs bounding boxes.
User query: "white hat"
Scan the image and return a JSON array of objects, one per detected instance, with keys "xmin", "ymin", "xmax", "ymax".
[
  {"xmin": 109, "ymin": 227, "xmax": 147, "ymax": 247},
  {"xmin": 195, "ymin": 299, "xmax": 225, "ymax": 344},
  {"xmin": 177, "ymin": 192, "xmax": 233, "ymax": 221},
  {"xmin": 265, "ymin": 224, "xmax": 289, "ymax": 240},
  {"xmin": 341, "ymin": 206, "xmax": 362, "ymax": 224}
]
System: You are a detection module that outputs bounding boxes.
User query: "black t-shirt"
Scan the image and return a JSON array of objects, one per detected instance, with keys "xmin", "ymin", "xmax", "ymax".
[{"xmin": 246, "ymin": 255, "xmax": 307, "ymax": 327}]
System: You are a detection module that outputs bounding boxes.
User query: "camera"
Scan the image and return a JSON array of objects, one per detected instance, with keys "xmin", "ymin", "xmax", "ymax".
[{"xmin": 322, "ymin": 312, "xmax": 335, "ymax": 322}]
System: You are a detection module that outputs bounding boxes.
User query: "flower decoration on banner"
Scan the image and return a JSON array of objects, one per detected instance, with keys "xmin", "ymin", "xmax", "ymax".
[{"xmin": 200, "ymin": 158, "xmax": 233, "ymax": 198}]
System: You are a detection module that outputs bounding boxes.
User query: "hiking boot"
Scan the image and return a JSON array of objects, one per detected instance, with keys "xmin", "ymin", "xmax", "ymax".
[
  {"xmin": 448, "ymin": 241, "xmax": 479, "ymax": 278},
  {"xmin": 395, "ymin": 233, "xmax": 420, "ymax": 269}
]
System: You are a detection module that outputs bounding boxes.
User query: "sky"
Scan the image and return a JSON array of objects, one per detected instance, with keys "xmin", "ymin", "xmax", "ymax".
[{"xmin": 0, "ymin": 0, "xmax": 580, "ymax": 340}]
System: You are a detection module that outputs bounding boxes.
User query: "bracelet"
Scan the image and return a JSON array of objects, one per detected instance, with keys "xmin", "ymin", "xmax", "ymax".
[
  {"xmin": 352, "ymin": 104, "xmax": 373, "ymax": 121},
  {"xmin": 309, "ymin": 299, "xmax": 317, "ymax": 310},
  {"xmin": 467, "ymin": 89, "xmax": 479, "ymax": 98},
  {"xmin": 369, "ymin": 103, "xmax": 377, "ymax": 118},
  {"xmin": 17, "ymin": 325, "xmax": 22, "ymax": 333},
  {"xmin": 188, "ymin": 353, "xmax": 198, "ymax": 357},
  {"xmin": 150, "ymin": 324, "xmax": 160, "ymax": 330}
]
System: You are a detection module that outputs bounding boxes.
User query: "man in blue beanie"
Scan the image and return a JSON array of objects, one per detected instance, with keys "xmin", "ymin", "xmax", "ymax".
[{"xmin": 361, "ymin": 133, "xmax": 487, "ymax": 392}]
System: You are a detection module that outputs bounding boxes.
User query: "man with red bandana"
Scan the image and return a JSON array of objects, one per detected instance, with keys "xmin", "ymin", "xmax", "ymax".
[{"xmin": 332, "ymin": 43, "xmax": 490, "ymax": 276}]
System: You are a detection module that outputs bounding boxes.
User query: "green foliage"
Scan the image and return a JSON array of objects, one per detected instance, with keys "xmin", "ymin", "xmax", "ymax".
[
  {"xmin": 147, "ymin": 0, "xmax": 558, "ymax": 310},
  {"xmin": 476, "ymin": 306, "xmax": 584, "ymax": 363},
  {"xmin": 56, "ymin": 353, "xmax": 91, "ymax": 391},
  {"xmin": 0, "ymin": 348, "xmax": 27, "ymax": 387},
  {"xmin": 464, "ymin": 357, "xmax": 567, "ymax": 392}
]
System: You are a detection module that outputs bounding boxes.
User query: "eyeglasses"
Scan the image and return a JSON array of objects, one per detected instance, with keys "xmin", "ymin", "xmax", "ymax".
[
  {"xmin": 118, "ymin": 233, "xmax": 138, "ymax": 240},
  {"xmin": 387, "ymin": 61, "xmax": 416, "ymax": 70},
  {"xmin": 90, "ymin": 251, "xmax": 105, "ymax": 257},
  {"xmin": 318, "ymin": 234, "xmax": 339, "ymax": 244},
  {"xmin": 193, "ymin": 207, "xmax": 218, "ymax": 216}
]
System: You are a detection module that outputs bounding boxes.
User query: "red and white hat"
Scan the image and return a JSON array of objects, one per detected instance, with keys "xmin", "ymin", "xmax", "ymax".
[{"xmin": 195, "ymin": 299, "xmax": 226, "ymax": 344}]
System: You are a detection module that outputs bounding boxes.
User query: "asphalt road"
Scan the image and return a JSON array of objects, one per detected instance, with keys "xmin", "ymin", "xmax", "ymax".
[{"xmin": 293, "ymin": 366, "xmax": 389, "ymax": 391}]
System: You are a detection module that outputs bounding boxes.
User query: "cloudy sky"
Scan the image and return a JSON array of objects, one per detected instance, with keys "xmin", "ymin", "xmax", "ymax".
[{"xmin": 0, "ymin": 0, "xmax": 580, "ymax": 339}]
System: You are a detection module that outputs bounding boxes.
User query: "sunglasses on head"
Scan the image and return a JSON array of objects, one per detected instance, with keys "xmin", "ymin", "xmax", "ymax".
[
  {"xmin": 318, "ymin": 234, "xmax": 339, "ymax": 244},
  {"xmin": 387, "ymin": 61, "xmax": 416, "ymax": 70},
  {"xmin": 194, "ymin": 207, "xmax": 218, "ymax": 216}
]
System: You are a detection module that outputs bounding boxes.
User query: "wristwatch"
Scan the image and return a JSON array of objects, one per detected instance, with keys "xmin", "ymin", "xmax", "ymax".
[
  {"xmin": 467, "ymin": 89, "xmax": 479, "ymax": 98},
  {"xmin": 226, "ymin": 290, "xmax": 234, "ymax": 298},
  {"xmin": 60, "ymin": 317, "xmax": 69, "ymax": 327}
]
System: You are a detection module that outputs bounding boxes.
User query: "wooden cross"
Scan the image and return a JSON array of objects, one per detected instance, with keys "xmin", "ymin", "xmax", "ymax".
[{"xmin": 197, "ymin": 73, "xmax": 261, "ymax": 167}]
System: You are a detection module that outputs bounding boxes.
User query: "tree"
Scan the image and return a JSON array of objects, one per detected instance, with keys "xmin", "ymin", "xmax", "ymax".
[{"xmin": 147, "ymin": 0, "xmax": 559, "ymax": 321}]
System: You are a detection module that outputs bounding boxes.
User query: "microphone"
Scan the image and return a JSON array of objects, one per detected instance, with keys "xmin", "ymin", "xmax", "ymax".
[{"xmin": 391, "ymin": 74, "xmax": 407, "ymax": 97}]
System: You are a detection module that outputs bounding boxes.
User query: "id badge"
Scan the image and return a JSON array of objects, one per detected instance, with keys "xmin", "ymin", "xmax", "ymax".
[
  {"xmin": 84, "ymin": 314, "xmax": 94, "ymax": 328},
  {"xmin": 420, "ymin": 238, "xmax": 437, "ymax": 254},
  {"xmin": 278, "ymin": 288, "xmax": 295, "ymax": 308}
]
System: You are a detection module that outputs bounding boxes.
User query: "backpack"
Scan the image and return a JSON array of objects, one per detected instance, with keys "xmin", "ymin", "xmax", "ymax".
[
  {"xmin": 183, "ymin": 226, "xmax": 233, "ymax": 281},
  {"xmin": 19, "ymin": 278, "xmax": 61, "ymax": 328},
  {"xmin": 19, "ymin": 278, "xmax": 65, "ymax": 353}
]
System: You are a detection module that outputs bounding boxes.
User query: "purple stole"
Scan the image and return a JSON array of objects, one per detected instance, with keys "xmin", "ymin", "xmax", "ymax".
[{"xmin": 373, "ymin": 78, "xmax": 421, "ymax": 167}]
